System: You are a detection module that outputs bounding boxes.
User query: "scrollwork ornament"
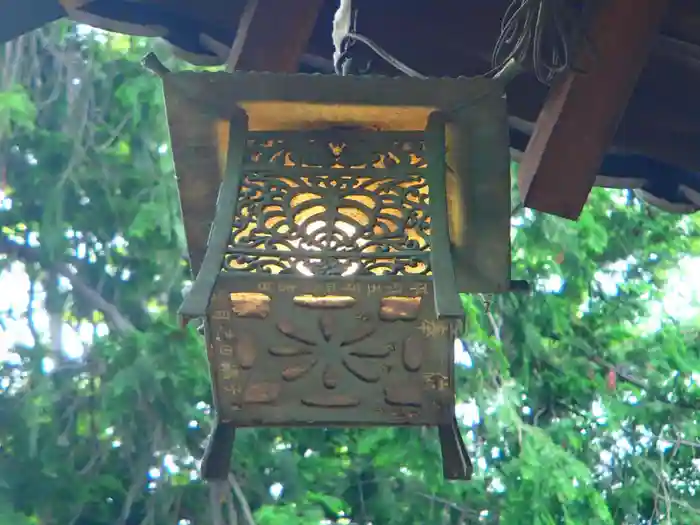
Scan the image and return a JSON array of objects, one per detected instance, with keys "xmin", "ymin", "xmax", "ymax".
[{"xmin": 225, "ymin": 134, "xmax": 433, "ymax": 276}]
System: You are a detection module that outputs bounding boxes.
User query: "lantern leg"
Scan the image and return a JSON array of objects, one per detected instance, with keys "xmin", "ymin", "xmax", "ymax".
[
  {"xmin": 201, "ymin": 420, "xmax": 237, "ymax": 481},
  {"xmin": 438, "ymin": 416, "xmax": 473, "ymax": 480}
]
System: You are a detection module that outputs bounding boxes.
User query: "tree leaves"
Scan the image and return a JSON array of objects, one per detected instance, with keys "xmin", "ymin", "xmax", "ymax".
[
  {"xmin": 0, "ymin": 86, "xmax": 36, "ymax": 135},
  {"xmin": 1, "ymin": 25, "xmax": 699, "ymax": 525}
]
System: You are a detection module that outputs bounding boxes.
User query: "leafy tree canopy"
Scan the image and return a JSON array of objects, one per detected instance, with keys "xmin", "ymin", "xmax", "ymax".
[{"xmin": 1, "ymin": 23, "xmax": 699, "ymax": 525}]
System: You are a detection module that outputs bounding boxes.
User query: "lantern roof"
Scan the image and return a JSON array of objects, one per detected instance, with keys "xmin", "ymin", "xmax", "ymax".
[
  {"xmin": 161, "ymin": 70, "xmax": 511, "ymax": 290},
  {"xmin": 161, "ymin": 71, "xmax": 501, "ymax": 130},
  {"xmin": 3, "ymin": 0, "xmax": 699, "ymax": 218}
]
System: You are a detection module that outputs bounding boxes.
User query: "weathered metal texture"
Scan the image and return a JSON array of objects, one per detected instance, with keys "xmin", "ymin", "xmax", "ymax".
[
  {"xmin": 162, "ymin": 71, "xmax": 512, "ymax": 293},
  {"xmin": 224, "ymin": 130, "xmax": 435, "ymax": 279},
  {"xmin": 164, "ymin": 71, "xmax": 510, "ymax": 481},
  {"xmin": 192, "ymin": 127, "xmax": 464, "ymax": 427},
  {"xmin": 162, "ymin": 90, "xmax": 229, "ymax": 276},
  {"xmin": 206, "ymin": 277, "xmax": 457, "ymax": 426}
]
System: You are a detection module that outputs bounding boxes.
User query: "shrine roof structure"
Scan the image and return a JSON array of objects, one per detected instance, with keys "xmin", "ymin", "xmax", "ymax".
[{"xmin": 2, "ymin": 0, "xmax": 699, "ymax": 218}]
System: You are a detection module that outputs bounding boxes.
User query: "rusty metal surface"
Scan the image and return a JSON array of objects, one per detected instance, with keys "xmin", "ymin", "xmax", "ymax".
[
  {"xmin": 163, "ymin": 72, "xmax": 512, "ymax": 291},
  {"xmin": 205, "ymin": 276, "xmax": 457, "ymax": 426}
]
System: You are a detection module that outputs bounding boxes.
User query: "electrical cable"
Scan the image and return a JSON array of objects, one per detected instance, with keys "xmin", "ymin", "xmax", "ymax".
[
  {"xmin": 492, "ymin": 0, "xmax": 586, "ymax": 84},
  {"xmin": 334, "ymin": 0, "xmax": 589, "ymax": 85},
  {"xmin": 330, "ymin": 1, "xmax": 700, "ymax": 214},
  {"xmin": 337, "ymin": 31, "xmax": 427, "ymax": 79}
]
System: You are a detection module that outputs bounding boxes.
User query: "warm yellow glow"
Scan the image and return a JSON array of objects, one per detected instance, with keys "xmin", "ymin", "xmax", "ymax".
[
  {"xmin": 292, "ymin": 295, "xmax": 356, "ymax": 308},
  {"xmin": 379, "ymin": 296, "xmax": 422, "ymax": 320},
  {"xmin": 226, "ymin": 140, "xmax": 432, "ymax": 276},
  {"xmin": 229, "ymin": 292, "xmax": 271, "ymax": 318}
]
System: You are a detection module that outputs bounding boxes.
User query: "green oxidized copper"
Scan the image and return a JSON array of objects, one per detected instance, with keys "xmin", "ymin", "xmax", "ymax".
[{"xmin": 161, "ymin": 71, "xmax": 513, "ymax": 482}]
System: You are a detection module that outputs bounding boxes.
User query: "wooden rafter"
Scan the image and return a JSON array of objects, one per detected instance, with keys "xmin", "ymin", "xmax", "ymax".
[
  {"xmin": 60, "ymin": 0, "xmax": 94, "ymax": 7},
  {"xmin": 165, "ymin": 0, "xmax": 323, "ymax": 277},
  {"xmin": 518, "ymin": 0, "xmax": 670, "ymax": 219},
  {"xmin": 0, "ymin": 0, "xmax": 65, "ymax": 43},
  {"xmin": 226, "ymin": 0, "xmax": 324, "ymax": 72}
]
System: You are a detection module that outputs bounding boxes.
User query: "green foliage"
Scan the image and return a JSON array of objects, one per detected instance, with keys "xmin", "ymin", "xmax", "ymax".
[
  {"xmin": 1, "ymin": 23, "xmax": 699, "ymax": 525},
  {"xmin": 0, "ymin": 85, "xmax": 36, "ymax": 134}
]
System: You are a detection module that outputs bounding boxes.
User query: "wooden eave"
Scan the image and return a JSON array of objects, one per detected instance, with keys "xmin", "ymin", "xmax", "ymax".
[{"xmin": 3, "ymin": 0, "xmax": 700, "ymax": 218}]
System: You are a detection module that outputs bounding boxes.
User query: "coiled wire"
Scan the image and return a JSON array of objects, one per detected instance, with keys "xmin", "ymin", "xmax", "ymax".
[
  {"xmin": 492, "ymin": 0, "xmax": 589, "ymax": 84},
  {"xmin": 335, "ymin": 0, "xmax": 590, "ymax": 85}
]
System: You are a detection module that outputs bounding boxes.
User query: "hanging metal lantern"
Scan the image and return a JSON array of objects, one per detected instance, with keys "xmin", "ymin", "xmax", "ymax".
[{"xmin": 160, "ymin": 69, "xmax": 513, "ymax": 481}]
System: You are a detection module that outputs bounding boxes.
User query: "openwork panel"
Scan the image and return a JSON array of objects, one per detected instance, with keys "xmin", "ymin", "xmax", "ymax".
[
  {"xmin": 206, "ymin": 276, "xmax": 457, "ymax": 426},
  {"xmin": 223, "ymin": 253, "xmax": 430, "ymax": 277},
  {"xmin": 224, "ymin": 131, "xmax": 432, "ymax": 276},
  {"xmin": 243, "ymin": 132, "xmax": 428, "ymax": 171}
]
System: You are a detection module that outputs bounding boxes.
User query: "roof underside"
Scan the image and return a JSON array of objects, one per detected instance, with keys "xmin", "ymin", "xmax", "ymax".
[{"xmin": 2, "ymin": 0, "xmax": 700, "ymax": 214}]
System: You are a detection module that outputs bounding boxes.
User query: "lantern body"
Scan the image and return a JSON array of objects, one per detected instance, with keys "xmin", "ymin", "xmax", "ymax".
[
  {"xmin": 206, "ymin": 128, "xmax": 458, "ymax": 426},
  {"xmin": 162, "ymin": 72, "xmax": 512, "ymax": 479}
]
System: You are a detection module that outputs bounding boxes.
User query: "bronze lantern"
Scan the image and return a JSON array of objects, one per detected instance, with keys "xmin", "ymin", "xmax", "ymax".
[{"xmin": 160, "ymin": 70, "xmax": 513, "ymax": 481}]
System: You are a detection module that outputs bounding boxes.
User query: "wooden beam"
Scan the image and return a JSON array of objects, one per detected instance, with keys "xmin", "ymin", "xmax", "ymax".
[
  {"xmin": 0, "ymin": 0, "xmax": 66, "ymax": 44},
  {"xmin": 226, "ymin": 0, "xmax": 324, "ymax": 73},
  {"xmin": 60, "ymin": 0, "xmax": 94, "ymax": 7},
  {"xmin": 518, "ymin": 0, "xmax": 670, "ymax": 219}
]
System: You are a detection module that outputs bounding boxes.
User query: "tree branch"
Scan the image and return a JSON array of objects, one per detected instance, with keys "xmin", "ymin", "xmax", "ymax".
[
  {"xmin": 587, "ymin": 354, "xmax": 699, "ymax": 411},
  {"xmin": 209, "ymin": 483, "xmax": 226, "ymax": 525},
  {"xmin": 0, "ymin": 235, "xmax": 136, "ymax": 334},
  {"xmin": 228, "ymin": 473, "xmax": 256, "ymax": 525},
  {"xmin": 26, "ymin": 274, "xmax": 41, "ymax": 344},
  {"xmin": 536, "ymin": 350, "xmax": 700, "ymax": 411}
]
